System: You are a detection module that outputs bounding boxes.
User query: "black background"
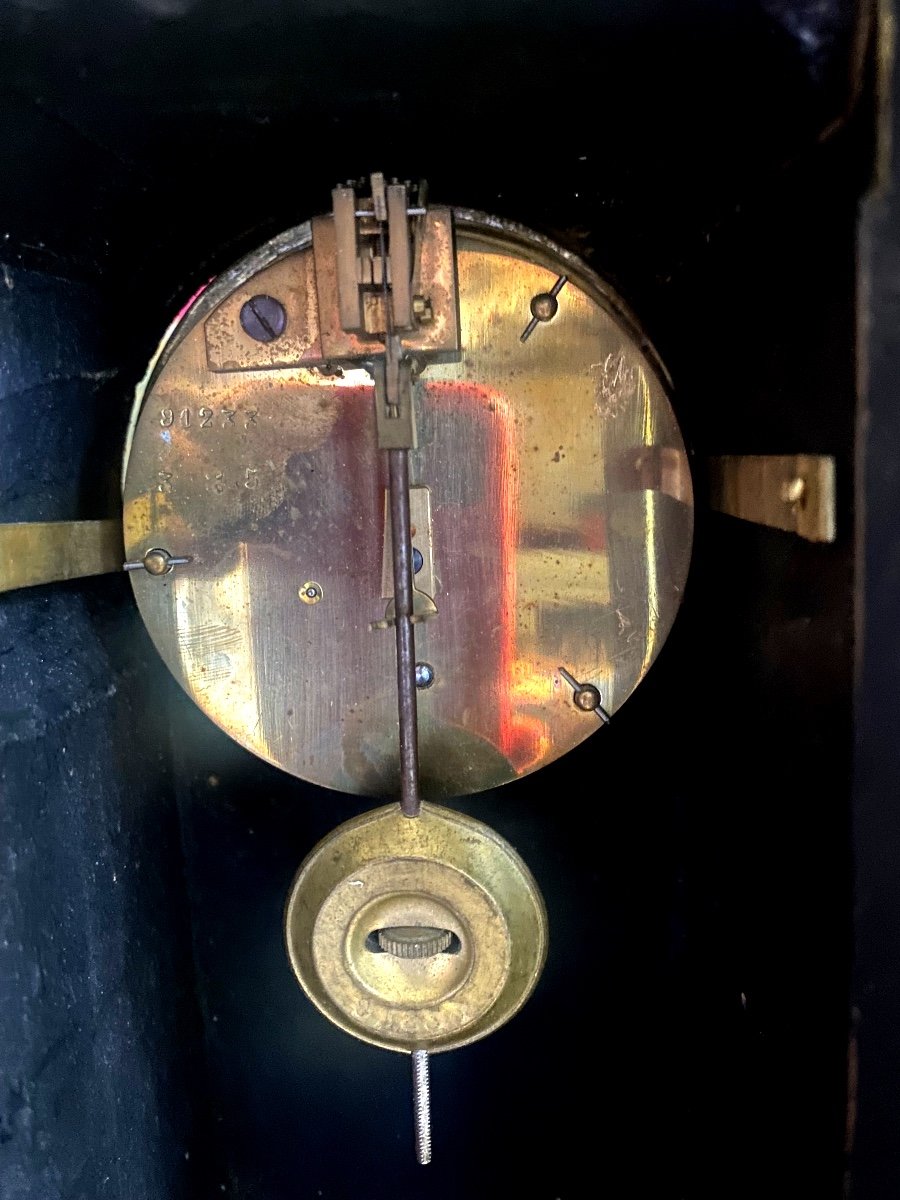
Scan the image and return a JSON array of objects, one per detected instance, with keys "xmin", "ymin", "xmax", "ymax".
[{"xmin": 0, "ymin": 1, "xmax": 880, "ymax": 1197}]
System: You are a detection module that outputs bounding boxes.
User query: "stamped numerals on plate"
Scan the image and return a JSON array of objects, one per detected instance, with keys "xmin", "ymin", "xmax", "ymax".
[{"xmin": 159, "ymin": 406, "xmax": 259, "ymax": 430}]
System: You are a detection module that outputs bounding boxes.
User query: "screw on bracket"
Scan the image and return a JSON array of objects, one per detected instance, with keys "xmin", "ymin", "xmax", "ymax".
[{"xmin": 239, "ymin": 294, "xmax": 287, "ymax": 343}]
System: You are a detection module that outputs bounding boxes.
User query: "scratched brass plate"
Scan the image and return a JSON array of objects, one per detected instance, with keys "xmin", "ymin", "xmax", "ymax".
[{"xmin": 122, "ymin": 212, "xmax": 693, "ymax": 798}]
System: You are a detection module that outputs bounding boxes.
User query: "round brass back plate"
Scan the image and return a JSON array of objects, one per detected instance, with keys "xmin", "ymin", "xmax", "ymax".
[
  {"xmin": 123, "ymin": 212, "xmax": 693, "ymax": 797},
  {"xmin": 283, "ymin": 803, "xmax": 548, "ymax": 1053}
]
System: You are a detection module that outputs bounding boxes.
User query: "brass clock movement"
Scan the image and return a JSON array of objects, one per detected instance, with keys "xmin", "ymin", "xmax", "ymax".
[
  {"xmin": 0, "ymin": 172, "xmax": 837, "ymax": 1165},
  {"xmin": 118, "ymin": 173, "xmax": 693, "ymax": 1161}
]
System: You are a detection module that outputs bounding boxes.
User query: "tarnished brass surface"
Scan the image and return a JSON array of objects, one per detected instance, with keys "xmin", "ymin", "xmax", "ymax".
[
  {"xmin": 709, "ymin": 454, "xmax": 836, "ymax": 542},
  {"xmin": 284, "ymin": 803, "xmax": 547, "ymax": 1053},
  {"xmin": 122, "ymin": 212, "xmax": 693, "ymax": 797},
  {"xmin": 0, "ymin": 520, "xmax": 123, "ymax": 593}
]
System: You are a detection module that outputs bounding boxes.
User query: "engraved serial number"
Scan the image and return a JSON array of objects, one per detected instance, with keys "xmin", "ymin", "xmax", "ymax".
[
  {"xmin": 202, "ymin": 466, "xmax": 262, "ymax": 492},
  {"xmin": 159, "ymin": 406, "xmax": 258, "ymax": 430}
]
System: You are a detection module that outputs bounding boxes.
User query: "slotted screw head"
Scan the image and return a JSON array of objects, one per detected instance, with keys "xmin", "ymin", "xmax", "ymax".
[{"xmin": 240, "ymin": 294, "xmax": 287, "ymax": 343}]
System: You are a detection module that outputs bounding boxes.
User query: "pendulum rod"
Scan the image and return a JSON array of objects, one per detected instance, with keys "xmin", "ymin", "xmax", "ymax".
[
  {"xmin": 326, "ymin": 173, "xmax": 459, "ymax": 822},
  {"xmin": 378, "ymin": 211, "xmax": 421, "ymax": 819},
  {"xmin": 389, "ymin": 444, "xmax": 421, "ymax": 817}
]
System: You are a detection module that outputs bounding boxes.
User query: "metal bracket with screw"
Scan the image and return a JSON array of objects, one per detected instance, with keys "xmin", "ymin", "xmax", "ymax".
[
  {"xmin": 239, "ymin": 294, "xmax": 287, "ymax": 343},
  {"xmin": 708, "ymin": 454, "xmax": 836, "ymax": 543}
]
